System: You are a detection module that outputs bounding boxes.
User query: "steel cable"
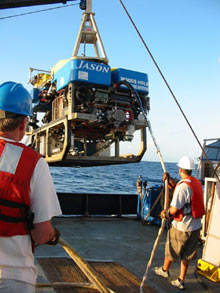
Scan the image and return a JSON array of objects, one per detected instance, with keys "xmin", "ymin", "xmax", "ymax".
[
  {"xmin": 119, "ymin": 0, "xmax": 219, "ymax": 182},
  {"xmin": 118, "ymin": 1, "xmax": 220, "ymax": 291}
]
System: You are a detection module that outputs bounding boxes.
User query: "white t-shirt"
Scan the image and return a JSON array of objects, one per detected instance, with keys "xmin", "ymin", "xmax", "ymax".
[
  {"xmin": 171, "ymin": 180, "xmax": 202, "ymax": 232},
  {"xmin": 0, "ymin": 138, "xmax": 62, "ymax": 285}
]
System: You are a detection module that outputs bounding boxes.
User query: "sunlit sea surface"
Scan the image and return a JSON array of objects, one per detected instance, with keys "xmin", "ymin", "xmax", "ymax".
[{"xmin": 50, "ymin": 161, "xmax": 197, "ymax": 194}]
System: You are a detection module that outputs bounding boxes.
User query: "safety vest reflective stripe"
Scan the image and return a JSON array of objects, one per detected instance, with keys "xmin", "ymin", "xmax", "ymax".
[{"xmin": 0, "ymin": 143, "xmax": 23, "ymax": 174}]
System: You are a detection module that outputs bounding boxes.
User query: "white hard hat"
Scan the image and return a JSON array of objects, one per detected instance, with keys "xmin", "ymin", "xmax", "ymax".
[{"xmin": 177, "ymin": 156, "xmax": 195, "ymax": 170}]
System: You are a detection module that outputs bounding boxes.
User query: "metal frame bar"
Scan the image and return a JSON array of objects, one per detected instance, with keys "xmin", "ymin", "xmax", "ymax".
[
  {"xmin": 0, "ymin": 1, "xmax": 73, "ymax": 9},
  {"xmin": 72, "ymin": 0, "xmax": 108, "ymax": 63}
]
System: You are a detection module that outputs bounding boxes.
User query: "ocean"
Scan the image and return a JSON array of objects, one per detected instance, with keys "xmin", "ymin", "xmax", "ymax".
[{"xmin": 50, "ymin": 161, "xmax": 194, "ymax": 194}]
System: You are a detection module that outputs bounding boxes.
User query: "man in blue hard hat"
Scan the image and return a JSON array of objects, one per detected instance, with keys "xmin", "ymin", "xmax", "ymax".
[
  {"xmin": 154, "ymin": 156, "xmax": 205, "ymax": 290},
  {"xmin": 0, "ymin": 81, "xmax": 62, "ymax": 292}
]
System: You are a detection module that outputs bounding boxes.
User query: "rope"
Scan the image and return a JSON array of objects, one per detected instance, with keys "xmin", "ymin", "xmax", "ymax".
[
  {"xmin": 58, "ymin": 237, "xmax": 114, "ymax": 293},
  {"xmin": 139, "ymin": 120, "xmax": 169, "ymax": 293},
  {"xmin": 115, "ymin": 62, "xmax": 170, "ymax": 291},
  {"xmin": 116, "ymin": 40, "xmax": 170, "ymax": 293},
  {"xmin": 117, "ymin": 1, "xmax": 217, "ymax": 291},
  {"xmin": 118, "ymin": 0, "xmax": 219, "ymax": 182},
  {"xmin": 36, "ymin": 282, "xmax": 96, "ymax": 289},
  {"xmin": 140, "ymin": 218, "xmax": 167, "ymax": 292}
]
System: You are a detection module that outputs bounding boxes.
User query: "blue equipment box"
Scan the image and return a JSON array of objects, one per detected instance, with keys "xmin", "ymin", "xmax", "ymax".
[
  {"xmin": 53, "ymin": 59, "xmax": 111, "ymax": 91},
  {"xmin": 137, "ymin": 185, "xmax": 162, "ymax": 225},
  {"xmin": 111, "ymin": 68, "xmax": 149, "ymax": 94}
]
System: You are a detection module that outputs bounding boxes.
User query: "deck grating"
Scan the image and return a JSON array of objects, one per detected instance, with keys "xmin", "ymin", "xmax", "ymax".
[{"xmin": 37, "ymin": 257, "xmax": 156, "ymax": 293}]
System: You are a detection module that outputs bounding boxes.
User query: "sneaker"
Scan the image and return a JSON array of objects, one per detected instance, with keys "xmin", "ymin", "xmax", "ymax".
[
  {"xmin": 171, "ymin": 278, "xmax": 185, "ymax": 290},
  {"xmin": 154, "ymin": 266, "xmax": 170, "ymax": 278}
]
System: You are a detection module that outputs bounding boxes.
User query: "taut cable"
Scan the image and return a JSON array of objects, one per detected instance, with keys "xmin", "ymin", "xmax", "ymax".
[{"xmin": 119, "ymin": 0, "xmax": 219, "ymax": 181}]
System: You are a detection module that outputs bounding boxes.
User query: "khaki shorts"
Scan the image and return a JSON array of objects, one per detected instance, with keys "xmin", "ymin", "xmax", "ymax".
[{"xmin": 165, "ymin": 225, "xmax": 200, "ymax": 261}]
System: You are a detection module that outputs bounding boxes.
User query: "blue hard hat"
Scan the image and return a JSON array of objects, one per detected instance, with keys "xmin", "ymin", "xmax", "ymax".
[{"xmin": 0, "ymin": 81, "xmax": 32, "ymax": 116}]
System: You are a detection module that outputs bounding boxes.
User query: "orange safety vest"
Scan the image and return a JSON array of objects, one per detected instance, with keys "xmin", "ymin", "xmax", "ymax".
[
  {"xmin": 173, "ymin": 176, "xmax": 205, "ymax": 222},
  {"xmin": 0, "ymin": 140, "xmax": 41, "ymax": 237}
]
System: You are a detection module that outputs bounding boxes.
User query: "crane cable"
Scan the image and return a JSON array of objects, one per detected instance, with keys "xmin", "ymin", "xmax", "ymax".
[
  {"xmin": 119, "ymin": 0, "xmax": 219, "ymax": 183},
  {"xmin": 116, "ymin": 79, "xmax": 170, "ymax": 292},
  {"xmin": 118, "ymin": 0, "xmax": 219, "ymax": 292}
]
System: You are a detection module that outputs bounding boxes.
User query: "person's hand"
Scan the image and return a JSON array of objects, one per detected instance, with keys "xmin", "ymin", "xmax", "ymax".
[
  {"xmin": 46, "ymin": 228, "xmax": 60, "ymax": 245},
  {"xmin": 160, "ymin": 210, "xmax": 167, "ymax": 219},
  {"xmin": 160, "ymin": 209, "xmax": 172, "ymax": 219},
  {"xmin": 163, "ymin": 172, "xmax": 170, "ymax": 182},
  {"xmin": 163, "ymin": 173, "xmax": 177, "ymax": 189},
  {"xmin": 169, "ymin": 178, "xmax": 177, "ymax": 189}
]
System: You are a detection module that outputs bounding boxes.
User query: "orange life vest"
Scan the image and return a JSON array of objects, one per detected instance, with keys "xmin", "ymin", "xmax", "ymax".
[
  {"xmin": 0, "ymin": 140, "xmax": 41, "ymax": 237},
  {"xmin": 173, "ymin": 176, "xmax": 205, "ymax": 222}
]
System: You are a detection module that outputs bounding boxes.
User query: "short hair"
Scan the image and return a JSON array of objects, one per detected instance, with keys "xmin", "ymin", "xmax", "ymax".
[
  {"xmin": 0, "ymin": 114, "xmax": 25, "ymax": 132},
  {"xmin": 181, "ymin": 168, "xmax": 192, "ymax": 176}
]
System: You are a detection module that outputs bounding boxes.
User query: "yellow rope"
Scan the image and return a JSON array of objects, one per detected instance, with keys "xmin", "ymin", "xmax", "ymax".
[{"xmin": 58, "ymin": 237, "xmax": 115, "ymax": 293}]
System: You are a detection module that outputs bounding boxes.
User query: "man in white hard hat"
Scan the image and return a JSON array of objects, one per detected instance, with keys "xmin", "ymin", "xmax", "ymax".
[
  {"xmin": 154, "ymin": 156, "xmax": 205, "ymax": 290},
  {"xmin": 0, "ymin": 82, "xmax": 62, "ymax": 292}
]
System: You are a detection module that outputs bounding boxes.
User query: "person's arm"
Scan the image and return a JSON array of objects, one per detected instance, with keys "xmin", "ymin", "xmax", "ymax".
[
  {"xmin": 29, "ymin": 158, "xmax": 62, "ymax": 245},
  {"xmin": 169, "ymin": 206, "xmax": 178, "ymax": 215},
  {"xmin": 161, "ymin": 183, "xmax": 188, "ymax": 219},
  {"xmin": 30, "ymin": 220, "xmax": 55, "ymax": 245},
  {"xmin": 160, "ymin": 206, "xmax": 178, "ymax": 219}
]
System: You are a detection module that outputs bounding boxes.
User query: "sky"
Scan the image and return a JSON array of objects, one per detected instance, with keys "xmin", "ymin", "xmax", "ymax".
[{"xmin": 0, "ymin": 0, "xmax": 219, "ymax": 163}]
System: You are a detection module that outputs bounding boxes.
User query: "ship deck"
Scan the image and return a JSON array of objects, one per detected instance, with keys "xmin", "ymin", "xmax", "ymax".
[{"xmin": 35, "ymin": 216, "xmax": 220, "ymax": 292}]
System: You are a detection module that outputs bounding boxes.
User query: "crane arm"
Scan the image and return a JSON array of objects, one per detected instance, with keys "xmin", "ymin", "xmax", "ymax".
[{"xmin": 0, "ymin": 0, "xmax": 75, "ymax": 9}]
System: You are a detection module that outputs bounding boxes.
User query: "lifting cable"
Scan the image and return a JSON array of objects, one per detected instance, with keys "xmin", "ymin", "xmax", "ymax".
[
  {"xmin": 119, "ymin": 76, "xmax": 170, "ymax": 293},
  {"xmin": 118, "ymin": 0, "xmax": 220, "ymax": 292},
  {"xmin": 119, "ymin": 0, "xmax": 219, "ymax": 183}
]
